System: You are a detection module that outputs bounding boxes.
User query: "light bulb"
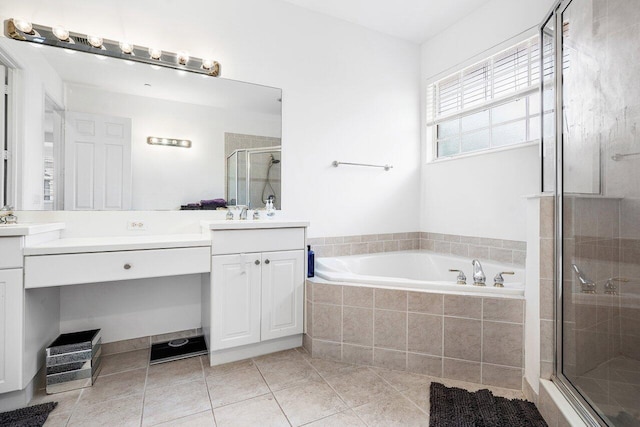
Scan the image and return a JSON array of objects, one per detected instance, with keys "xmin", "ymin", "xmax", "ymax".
[
  {"xmin": 177, "ymin": 51, "xmax": 189, "ymax": 65},
  {"xmin": 202, "ymin": 59, "xmax": 215, "ymax": 70},
  {"xmin": 148, "ymin": 47, "xmax": 162, "ymax": 60},
  {"xmin": 14, "ymin": 19, "xmax": 33, "ymax": 34},
  {"xmin": 52, "ymin": 25, "xmax": 70, "ymax": 41},
  {"xmin": 119, "ymin": 41, "xmax": 134, "ymax": 54},
  {"xmin": 87, "ymin": 35, "xmax": 103, "ymax": 48}
]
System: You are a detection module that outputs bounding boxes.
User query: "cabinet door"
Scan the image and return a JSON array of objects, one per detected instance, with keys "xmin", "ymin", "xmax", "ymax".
[
  {"xmin": 0, "ymin": 269, "xmax": 23, "ymax": 394},
  {"xmin": 211, "ymin": 254, "xmax": 261, "ymax": 350},
  {"xmin": 261, "ymin": 250, "xmax": 304, "ymax": 341}
]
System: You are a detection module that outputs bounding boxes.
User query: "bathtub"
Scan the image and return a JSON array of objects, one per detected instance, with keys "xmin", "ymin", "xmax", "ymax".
[{"xmin": 315, "ymin": 250, "xmax": 525, "ymax": 296}]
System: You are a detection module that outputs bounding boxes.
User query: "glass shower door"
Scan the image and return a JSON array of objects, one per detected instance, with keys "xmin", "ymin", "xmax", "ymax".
[{"xmin": 557, "ymin": 0, "xmax": 640, "ymax": 424}]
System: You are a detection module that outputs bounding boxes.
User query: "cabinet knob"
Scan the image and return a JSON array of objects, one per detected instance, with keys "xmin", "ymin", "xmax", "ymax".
[
  {"xmin": 264, "ymin": 259, "xmax": 270, "ymax": 265},
  {"xmin": 124, "ymin": 263, "xmax": 132, "ymax": 270},
  {"xmin": 255, "ymin": 260, "xmax": 260, "ymax": 265}
]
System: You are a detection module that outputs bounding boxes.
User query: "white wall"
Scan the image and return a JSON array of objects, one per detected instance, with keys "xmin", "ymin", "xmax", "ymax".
[
  {"xmin": 66, "ymin": 85, "xmax": 280, "ymax": 210},
  {"xmin": 419, "ymin": 0, "xmax": 556, "ymax": 241},
  {"xmin": 1, "ymin": 0, "xmax": 422, "ymax": 238}
]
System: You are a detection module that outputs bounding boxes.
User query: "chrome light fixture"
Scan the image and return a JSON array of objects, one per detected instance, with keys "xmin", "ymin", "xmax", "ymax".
[
  {"xmin": 147, "ymin": 137, "xmax": 192, "ymax": 148},
  {"xmin": 4, "ymin": 18, "xmax": 221, "ymax": 77}
]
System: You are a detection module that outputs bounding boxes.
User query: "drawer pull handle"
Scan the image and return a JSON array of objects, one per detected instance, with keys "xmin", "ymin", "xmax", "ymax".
[
  {"xmin": 264, "ymin": 259, "xmax": 270, "ymax": 265},
  {"xmin": 255, "ymin": 260, "xmax": 260, "ymax": 265},
  {"xmin": 124, "ymin": 263, "xmax": 132, "ymax": 270}
]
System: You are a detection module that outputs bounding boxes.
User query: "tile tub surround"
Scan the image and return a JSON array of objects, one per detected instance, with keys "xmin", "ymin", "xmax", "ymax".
[
  {"xmin": 305, "ymin": 280, "xmax": 525, "ymax": 390},
  {"xmin": 307, "ymin": 232, "xmax": 526, "ymax": 266},
  {"xmin": 29, "ymin": 346, "xmax": 525, "ymax": 426}
]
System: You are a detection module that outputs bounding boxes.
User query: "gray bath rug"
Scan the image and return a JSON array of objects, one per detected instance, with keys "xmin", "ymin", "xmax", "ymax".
[
  {"xmin": 0, "ymin": 402, "xmax": 58, "ymax": 427},
  {"xmin": 429, "ymin": 382, "xmax": 547, "ymax": 427}
]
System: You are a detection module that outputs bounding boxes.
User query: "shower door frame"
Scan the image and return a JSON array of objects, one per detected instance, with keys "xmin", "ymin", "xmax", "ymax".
[
  {"xmin": 546, "ymin": 0, "xmax": 614, "ymax": 425},
  {"xmin": 225, "ymin": 146, "xmax": 282, "ymax": 209}
]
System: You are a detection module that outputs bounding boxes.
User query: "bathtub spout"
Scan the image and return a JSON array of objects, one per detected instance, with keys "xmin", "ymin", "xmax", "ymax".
[{"xmin": 471, "ymin": 259, "xmax": 486, "ymax": 286}]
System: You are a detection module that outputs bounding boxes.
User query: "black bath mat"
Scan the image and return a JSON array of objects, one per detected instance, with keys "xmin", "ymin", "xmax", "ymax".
[
  {"xmin": 0, "ymin": 402, "xmax": 58, "ymax": 427},
  {"xmin": 429, "ymin": 382, "xmax": 547, "ymax": 427}
]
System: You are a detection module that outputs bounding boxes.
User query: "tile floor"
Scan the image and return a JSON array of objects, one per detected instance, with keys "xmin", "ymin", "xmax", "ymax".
[
  {"xmin": 33, "ymin": 347, "xmax": 525, "ymax": 426},
  {"xmin": 575, "ymin": 356, "xmax": 640, "ymax": 425}
]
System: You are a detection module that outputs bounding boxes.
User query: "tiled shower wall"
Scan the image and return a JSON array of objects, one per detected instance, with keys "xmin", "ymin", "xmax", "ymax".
[
  {"xmin": 304, "ymin": 281, "xmax": 525, "ymax": 390},
  {"xmin": 308, "ymin": 232, "xmax": 526, "ymax": 267}
]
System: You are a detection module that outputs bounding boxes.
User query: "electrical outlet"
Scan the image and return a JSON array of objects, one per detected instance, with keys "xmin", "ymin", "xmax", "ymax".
[{"xmin": 127, "ymin": 220, "xmax": 146, "ymax": 230}]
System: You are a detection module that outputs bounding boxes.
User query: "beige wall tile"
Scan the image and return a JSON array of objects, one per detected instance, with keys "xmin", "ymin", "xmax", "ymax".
[
  {"xmin": 443, "ymin": 358, "xmax": 481, "ymax": 383},
  {"xmin": 468, "ymin": 245, "xmax": 490, "ymax": 259},
  {"xmin": 482, "ymin": 298, "xmax": 524, "ymax": 323},
  {"xmin": 445, "ymin": 234, "xmax": 462, "ymax": 243},
  {"xmin": 314, "ymin": 304, "xmax": 342, "ymax": 341},
  {"xmin": 314, "ymin": 245, "xmax": 335, "ymax": 258},
  {"xmin": 443, "ymin": 317, "xmax": 481, "ymax": 361},
  {"xmin": 373, "ymin": 348, "xmax": 407, "ymax": 371},
  {"xmin": 540, "ymin": 197, "xmax": 555, "ymax": 239},
  {"xmin": 489, "ymin": 247, "xmax": 513, "ymax": 264},
  {"xmin": 343, "ymin": 286, "xmax": 374, "ymax": 308},
  {"xmin": 480, "ymin": 237, "xmax": 503, "ymax": 248},
  {"xmin": 483, "ymin": 322, "xmax": 523, "ymax": 368},
  {"xmin": 335, "ymin": 244, "xmax": 352, "ymax": 256},
  {"xmin": 383, "ymin": 241, "xmax": 400, "ymax": 252},
  {"xmin": 540, "ymin": 238, "xmax": 554, "ymax": 279},
  {"xmin": 312, "ymin": 340, "xmax": 342, "ymax": 361},
  {"xmin": 343, "ymin": 307, "xmax": 373, "ymax": 347},
  {"xmin": 540, "ymin": 320, "xmax": 554, "ymax": 362},
  {"xmin": 343, "ymin": 344, "xmax": 373, "ymax": 366},
  {"xmin": 503, "ymin": 240, "xmax": 527, "ymax": 251},
  {"xmin": 375, "ymin": 289, "xmax": 407, "ymax": 311},
  {"xmin": 344, "ymin": 235, "xmax": 362, "ymax": 243},
  {"xmin": 421, "ymin": 239, "xmax": 435, "ymax": 251},
  {"xmin": 393, "ymin": 233, "xmax": 409, "ymax": 240},
  {"xmin": 460, "ymin": 236, "xmax": 481, "ymax": 245},
  {"xmin": 434, "ymin": 241, "xmax": 451, "ymax": 253},
  {"xmin": 407, "ymin": 313, "xmax": 442, "ymax": 356},
  {"xmin": 313, "ymin": 283, "xmax": 342, "ymax": 305},
  {"xmin": 444, "ymin": 295, "xmax": 482, "ymax": 319},
  {"xmin": 350, "ymin": 243, "xmax": 369, "ymax": 255},
  {"xmin": 429, "ymin": 233, "xmax": 446, "ymax": 241},
  {"xmin": 378, "ymin": 233, "xmax": 395, "ymax": 241},
  {"xmin": 513, "ymin": 250, "xmax": 526, "ymax": 266},
  {"xmin": 407, "ymin": 353, "xmax": 442, "ymax": 377},
  {"xmin": 368, "ymin": 241, "xmax": 384, "ymax": 253},
  {"xmin": 102, "ymin": 337, "xmax": 150, "ymax": 356},
  {"xmin": 307, "ymin": 238, "xmax": 325, "ymax": 245},
  {"xmin": 398, "ymin": 240, "xmax": 414, "ymax": 251},
  {"xmin": 361, "ymin": 234, "xmax": 378, "ymax": 242},
  {"xmin": 374, "ymin": 310, "xmax": 407, "ymax": 350},
  {"xmin": 482, "ymin": 364, "xmax": 522, "ymax": 390},
  {"xmin": 540, "ymin": 279, "xmax": 555, "ymax": 320},
  {"xmin": 450, "ymin": 243, "xmax": 469, "ymax": 257},
  {"xmin": 325, "ymin": 237, "xmax": 344, "ymax": 244},
  {"xmin": 408, "ymin": 292, "xmax": 443, "ymax": 314}
]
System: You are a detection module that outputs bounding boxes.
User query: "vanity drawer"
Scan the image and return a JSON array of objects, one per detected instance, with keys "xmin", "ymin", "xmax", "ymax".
[
  {"xmin": 24, "ymin": 247, "xmax": 210, "ymax": 289},
  {"xmin": 211, "ymin": 228, "xmax": 305, "ymax": 255},
  {"xmin": 0, "ymin": 238, "xmax": 23, "ymax": 269}
]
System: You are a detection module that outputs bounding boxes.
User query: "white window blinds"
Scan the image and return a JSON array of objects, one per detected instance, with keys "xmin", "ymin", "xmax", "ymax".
[{"xmin": 427, "ymin": 36, "xmax": 541, "ymax": 124}]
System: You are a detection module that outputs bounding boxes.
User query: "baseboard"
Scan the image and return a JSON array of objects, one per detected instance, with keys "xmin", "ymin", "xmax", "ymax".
[{"xmin": 206, "ymin": 335, "xmax": 303, "ymax": 366}]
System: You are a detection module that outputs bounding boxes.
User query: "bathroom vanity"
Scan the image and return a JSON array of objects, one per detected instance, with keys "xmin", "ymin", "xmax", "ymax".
[{"xmin": 0, "ymin": 219, "xmax": 308, "ymax": 403}]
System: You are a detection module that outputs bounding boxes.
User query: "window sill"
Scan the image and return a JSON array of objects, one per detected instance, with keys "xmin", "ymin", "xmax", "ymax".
[{"xmin": 427, "ymin": 140, "xmax": 539, "ymax": 165}]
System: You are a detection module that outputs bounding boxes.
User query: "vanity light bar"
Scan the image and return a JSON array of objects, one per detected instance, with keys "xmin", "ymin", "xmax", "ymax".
[
  {"xmin": 5, "ymin": 19, "xmax": 221, "ymax": 77},
  {"xmin": 147, "ymin": 137, "xmax": 192, "ymax": 148}
]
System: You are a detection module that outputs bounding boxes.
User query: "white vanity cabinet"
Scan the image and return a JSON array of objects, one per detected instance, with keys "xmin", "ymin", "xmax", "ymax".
[
  {"xmin": 0, "ymin": 268, "xmax": 23, "ymax": 394},
  {"xmin": 203, "ymin": 224, "xmax": 307, "ymax": 365}
]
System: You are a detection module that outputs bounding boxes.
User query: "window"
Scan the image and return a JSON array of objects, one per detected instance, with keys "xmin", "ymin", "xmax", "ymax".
[{"xmin": 427, "ymin": 36, "xmax": 546, "ymax": 159}]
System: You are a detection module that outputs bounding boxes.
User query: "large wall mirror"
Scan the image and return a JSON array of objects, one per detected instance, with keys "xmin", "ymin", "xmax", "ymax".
[{"xmin": 0, "ymin": 35, "xmax": 282, "ymax": 211}]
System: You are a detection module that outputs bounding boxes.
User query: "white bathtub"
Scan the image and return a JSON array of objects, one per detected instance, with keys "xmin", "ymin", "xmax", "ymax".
[{"xmin": 315, "ymin": 250, "xmax": 525, "ymax": 296}]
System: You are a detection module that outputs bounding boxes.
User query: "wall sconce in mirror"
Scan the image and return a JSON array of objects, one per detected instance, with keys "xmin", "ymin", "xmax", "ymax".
[
  {"xmin": 147, "ymin": 137, "xmax": 192, "ymax": 148},
  {"xmin": 5, "ymin": 18, "xmax": 221, "ymax": 77}
]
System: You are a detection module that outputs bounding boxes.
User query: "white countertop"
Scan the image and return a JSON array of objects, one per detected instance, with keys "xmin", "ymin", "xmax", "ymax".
[
  {"xmin": 0, "ymin": 222, "xmax": 65, "ymax": 236},
  {"xmin": 24, "ymin": 234, "xmax": 212, "ymax": 255},
  {"xmin": 201, "ymin": 219, "xmax": 310, "ymax": 230}
]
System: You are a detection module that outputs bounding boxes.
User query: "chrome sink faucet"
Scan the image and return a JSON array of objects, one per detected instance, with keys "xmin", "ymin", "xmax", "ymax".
[
  {"xmin": 239, "ymin": 206, "xmax": 248, "ymax": 220},
  {"xmin": 0, "ymin": 206, "xmax": 17, "ymax": 224},
  {"xmin": 471, "ymin": 259, "xmax": 486, "ymax": 286}
]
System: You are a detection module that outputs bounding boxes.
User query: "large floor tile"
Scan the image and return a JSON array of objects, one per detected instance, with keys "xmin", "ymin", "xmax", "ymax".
[
  {"xmin": 354, "ymin": 394, "xmax": 429, "ymax": 427},
  {"xmin": 274, "ymin": 381, "xmax": 347, "ymax": 426},
  {"xmin": 99, "ymin": 349, "xmax": 150, "ymax": 376},
  {"xmin": 142, "ymin": 380, "xmax": 211, "ymax": 426},
  {"xmin": 67, "ymin": 395, "xmax": 143, "ymax": 427},
  {"xmin": 213, "ymin": 394, "xmax": 289, "ymax": 427},
  {"xmin": 203, "ymin": 358, "xmax": 255, "ymax": 378},
  {"xmin": 30, "ymin": 388, "xmax": 82, "ymax": 417},
  {"xmin": 323, "ymin": 367, "xmax": 397, "ymax": 408},
  {"xmin": 43, "ymin": 412, "xmax": 71, "ymax": 427},
  {"xmin": 401, "ymin": 386, "xmax": 430, "ymax": 413},
  {"xmin": 76, "ymin": 368, "xmax": 146, "ymax": 407},
  {"xmin": 206, "ymin": 366, "xmax": 270, "ymax": 408},
  {"xmin": 146, "ymin": 357, "xmax": 204, "ymax": 390},
  {"xmin": 371, "ymin": 368, "xmax": 435, "ymax": 391},
  {"xmin": 306, "ymin": 358, "xmax": 360, "ymax": 379},
  {"xmin": 154, "ymin": 410, "xmax": 216, "ymax": 426},
  {"xmin": 253, "ymin": 349, "xmax": 306, "ymax": 370},
  {"xmin": 257, "ymin": 358, "xmax": 322, "ymax": 391},
  {"xmin": 304, "ymin": 409, "xmax": 365, "ymax": 426}
]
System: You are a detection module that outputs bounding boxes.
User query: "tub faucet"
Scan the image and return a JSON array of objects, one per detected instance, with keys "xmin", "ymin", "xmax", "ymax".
[
  {"xmin": 572, "ymin": 264, "xmax": 596, "ymax": 294},
  {"xmin": 471, "ymin": 259, "xmax": 486, "ymax": 286}
]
